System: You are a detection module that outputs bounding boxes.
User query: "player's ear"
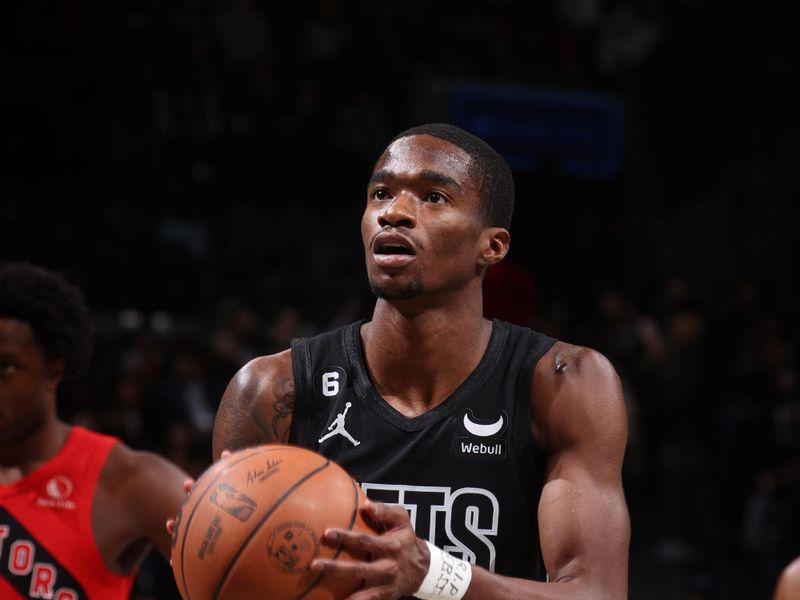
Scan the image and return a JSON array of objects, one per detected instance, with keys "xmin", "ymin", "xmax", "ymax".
[
  {"xmin": 477, "ymin": 227, "xmax": 510, "ymax": 266},
  {"xmin": 45, "ymin": 357, "xmax": 65, "ymax": 390}
]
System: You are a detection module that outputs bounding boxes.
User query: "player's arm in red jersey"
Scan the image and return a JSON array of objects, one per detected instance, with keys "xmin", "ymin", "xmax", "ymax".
[{"xmin": 96, "ymin": 442, "xmax": 190, "ymax": 573}]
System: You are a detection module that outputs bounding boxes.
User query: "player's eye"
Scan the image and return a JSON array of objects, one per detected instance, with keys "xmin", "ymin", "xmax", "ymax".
[
  {"xmin": 372, "ymin": 187, "xmax": 391, "ymax": 201},
  {"xmin": 0, "ymin": 362, "xmax": 17, "ymax": 375},
  {"xmin": 426, "ymin": 192, "xmax": 447, "ymax": 205}
]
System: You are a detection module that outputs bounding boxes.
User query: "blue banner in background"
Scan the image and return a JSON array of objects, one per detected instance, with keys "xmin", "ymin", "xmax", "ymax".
[{"xmin": 449, "ymin": 83, "xmax": 623, "ymax": 179}]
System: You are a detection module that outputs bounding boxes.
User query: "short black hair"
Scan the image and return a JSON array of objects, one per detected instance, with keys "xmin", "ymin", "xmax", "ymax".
[
  {"xmin": 388, "ymin": 123, "xmax": 515, "ymax": 229},
  {"xmin": 0, "ymin": 263, "xmax": 93, "ymax": 382}
]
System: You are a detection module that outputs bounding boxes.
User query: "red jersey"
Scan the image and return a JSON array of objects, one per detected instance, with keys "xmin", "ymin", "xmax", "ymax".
[{"xmin": 0, "ymin": 426, "xmax": 137, "ymax": 599}]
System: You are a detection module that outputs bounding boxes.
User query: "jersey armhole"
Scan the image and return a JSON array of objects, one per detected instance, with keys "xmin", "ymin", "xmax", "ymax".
[{"xmin": 289, "ymin": 337, "xmax": 314, "ymax": 446}]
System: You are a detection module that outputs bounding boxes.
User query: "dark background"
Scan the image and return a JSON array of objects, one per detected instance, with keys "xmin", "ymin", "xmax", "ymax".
[{"xmin": 2, "ymin": 1, "xmax": 799, "ymax": 598}]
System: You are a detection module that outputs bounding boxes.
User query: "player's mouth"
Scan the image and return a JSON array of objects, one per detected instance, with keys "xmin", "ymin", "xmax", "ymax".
[{"xmin": 372, "ymin": 232, "xmax": 417, "ymax": 268}]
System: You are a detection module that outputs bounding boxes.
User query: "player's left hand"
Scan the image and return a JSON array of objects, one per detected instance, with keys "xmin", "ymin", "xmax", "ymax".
[
  {"xmin": 165, "ymin": 451, "xmax": 231, "ymax": 565},
  {"xmin": 310, "ymin": 500, "xmax": 430, "ymax": 600}
]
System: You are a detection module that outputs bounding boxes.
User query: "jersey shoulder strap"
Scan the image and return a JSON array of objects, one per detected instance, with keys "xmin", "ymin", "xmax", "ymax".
[{"xmin": 289, "ymin": 321, "xmax": 361, "ymax": 446}]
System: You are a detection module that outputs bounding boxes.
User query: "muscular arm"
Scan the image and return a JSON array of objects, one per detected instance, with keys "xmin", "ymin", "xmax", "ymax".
[
  {"xmin": 212, "ymin": 350, "xmax": 295, "ymax": 461},
  {"xmin": 462, "ymin": 343, "xmax": 629, "ymax": 599},
  {"xmin": 536, "ymin": 344, "xmax": 629, "ymax": 594}
]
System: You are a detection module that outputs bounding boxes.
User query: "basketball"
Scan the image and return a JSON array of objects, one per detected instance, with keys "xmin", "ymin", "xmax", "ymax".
[{"xmin": 170, "ymin": 444, "xmax": 376, "ymax": 600}]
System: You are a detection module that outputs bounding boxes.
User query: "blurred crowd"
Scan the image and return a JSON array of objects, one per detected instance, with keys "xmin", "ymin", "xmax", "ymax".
[{"xmin": 3, "ymin": 1, "xmax": 798, "ymax": 599}]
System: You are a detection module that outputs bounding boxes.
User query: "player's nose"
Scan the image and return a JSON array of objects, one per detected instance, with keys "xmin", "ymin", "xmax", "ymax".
[{"xmin": 378, "ymin": 191, "xmax": 417, "ymax": 229}]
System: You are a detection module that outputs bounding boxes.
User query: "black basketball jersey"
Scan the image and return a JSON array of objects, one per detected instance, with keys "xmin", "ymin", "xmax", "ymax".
[{"xmin": 289, "ymin": 319, "xmax": 556, "ymax": 583}]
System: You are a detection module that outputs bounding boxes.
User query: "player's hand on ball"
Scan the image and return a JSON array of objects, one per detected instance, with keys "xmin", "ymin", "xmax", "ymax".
[
  {"xmin": 165, "ymin": 478, "xmax": 196, "ymax": 530},
  {"xmin": 165, "ymin": 477, "xmax": 196, "ymax": 566},
  {"xmin": 165, "ymin": 451, "xmax": 230, "ymax": 564},
  {"xmin": 310, "ymin": 500, "xmax": 430, "ymax": 600}
]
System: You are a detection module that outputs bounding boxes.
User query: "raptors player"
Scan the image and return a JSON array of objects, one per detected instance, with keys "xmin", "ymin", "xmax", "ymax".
[
  {"xmin": 212, "ymin": 124, "xmax": 630, "ymax": 599},
  {"xmin": 0, "ymin": 263, "xmax": 187, "ymax": 599}
]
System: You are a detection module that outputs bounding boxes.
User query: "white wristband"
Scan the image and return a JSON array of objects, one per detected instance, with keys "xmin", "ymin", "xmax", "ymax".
[{"xmin": 414, "ymin": 541, "xmax": 473, "ymax": 600}]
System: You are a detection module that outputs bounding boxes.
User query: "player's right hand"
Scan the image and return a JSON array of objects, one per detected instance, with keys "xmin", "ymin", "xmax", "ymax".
[
  {"xmin": 165, "ymin": 450, "xmax": 231, "ymax": 540},
  {"xmin": 310, "ymin": 500, "xmax": 429, "ymax": 599},
  {"xmin": 165, "ymin": 478, "xmax": 195, "ymax": 530}
]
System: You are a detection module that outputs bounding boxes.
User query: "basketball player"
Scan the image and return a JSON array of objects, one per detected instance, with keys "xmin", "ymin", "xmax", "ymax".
[
  {"xmin": 0, "ymin": 263, "xmax": 188, "ymax": 599},
  {"xmin": 211, "ymin": 124, "xmax": 630, "ymax": 598},
  {"xmin": 775, "ymin": 557, "xmax": 800, "ymax": 600}
]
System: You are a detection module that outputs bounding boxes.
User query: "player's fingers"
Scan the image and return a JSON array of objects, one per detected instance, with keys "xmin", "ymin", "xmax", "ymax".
[
  {"xmin": 362, "ymin": 500, "xmax": 411, "ymax": 530},
  {"xmin": 183, "ymin": 478, "xmax": 195, "ymax": 495},
  {"xmin": 221, "ymin": 449, "xmax": 232, "ymax": 459},
  {"xmin": 343, "ymin": 585, "xmax": 394, "ymax": 600},
  {"xmin": 356, "ymin": 588, "xmax": 403, "ymax": 600},
  {"xmin": 310, "ymin": 557, "xmax": 362, "ymax": 579},
  {"xmin": 324, "ymin": 528, "xmax": 402, "ymax": 556},
  {"xmin": 311, "ymin": 556, "xmax": 394, "ymax": 586},
  {"xmin": 166, "ymin": 518, "xmax": 176, "ymax": 566}
]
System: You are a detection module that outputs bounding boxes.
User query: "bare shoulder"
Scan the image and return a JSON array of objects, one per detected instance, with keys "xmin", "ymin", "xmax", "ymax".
[
  {"xmin": 531, "ymin": 341, "xmax": 627, "ymax": 458},
  {"xmin": 533, "ymin": 340, "xmax": 620, "ymax": 389},
  {"xmin": 212, "ymin": 349, "xmax": 295, "ymax": 459},
  {"xmin": 235, "ymin": 349, "xmax": 294, "ymax": 384},
  {"xmin": 775, "ymin": 557, "xmax": 800, "ymax": 600}
]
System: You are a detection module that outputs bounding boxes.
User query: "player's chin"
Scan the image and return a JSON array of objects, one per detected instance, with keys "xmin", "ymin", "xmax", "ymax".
[{"xmin": 368, "ymin": 276, "xmax": 424, "ymax": 300}]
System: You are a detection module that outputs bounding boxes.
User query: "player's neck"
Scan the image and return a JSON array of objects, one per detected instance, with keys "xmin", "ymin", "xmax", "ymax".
[
  {"xmin": 0, "ymin": 417, "xmax": 71, "ymax": 478},
  {"xmin": 362, "ymin": 296, "xmax": 492, "ymax": 416}
]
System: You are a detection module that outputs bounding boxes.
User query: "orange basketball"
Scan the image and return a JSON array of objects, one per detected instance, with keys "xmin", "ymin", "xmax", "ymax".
[{"xmin": 170, "ymin": 444, "xmax": 375, "ymax": 600}]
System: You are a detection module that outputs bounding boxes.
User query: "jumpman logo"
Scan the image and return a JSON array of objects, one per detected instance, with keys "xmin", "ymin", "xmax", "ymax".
[{"xmin": 318, "ymin": 402, "xmax": 360, "ymax": 447}]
